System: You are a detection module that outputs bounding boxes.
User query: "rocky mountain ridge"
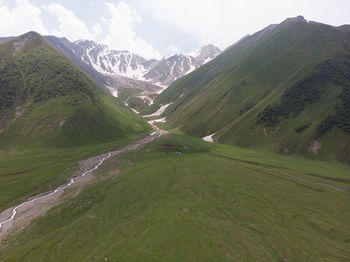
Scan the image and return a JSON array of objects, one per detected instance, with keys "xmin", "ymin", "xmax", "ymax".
[{"xmin": 74, "ymin": 40, "xmax": 221, "ymax": 87}]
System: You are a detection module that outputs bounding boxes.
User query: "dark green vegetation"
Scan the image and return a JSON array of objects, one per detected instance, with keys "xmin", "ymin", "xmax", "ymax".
[
  {"xmin": 316, "ymin": 87, "xmax": 350, "ymax": 137},
  {"xmin": 1, "ymin": 134, "xmax": 349, "ymax": 261},
  {"xmin": 0, "ymin": 32, "xmax": 151, "ymax": 210},
  {"xmin": 258, "ymin": 56, "xmax": 350, "ymax": 129},
  {"xmin": 0, "ymin": 36, "xmax": 96, "ymax": 109},
  {"xmin": 156, "ymin": 17, "xmax": 350, "ymax": 163}
]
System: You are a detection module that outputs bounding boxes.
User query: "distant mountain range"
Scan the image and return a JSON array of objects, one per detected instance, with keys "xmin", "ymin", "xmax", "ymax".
[
  {"xmin": 73, "ymin": 40, "xmax": 221, "ymax": 87},
  {"xmin": 43, "ymin": 36, "xmax": 220, "ymax": 90}
]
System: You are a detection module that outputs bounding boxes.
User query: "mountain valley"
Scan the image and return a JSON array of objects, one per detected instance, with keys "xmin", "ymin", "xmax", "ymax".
[{"xmin": 0, "ymin": 15, "xmax": 349, "ymax": 262}]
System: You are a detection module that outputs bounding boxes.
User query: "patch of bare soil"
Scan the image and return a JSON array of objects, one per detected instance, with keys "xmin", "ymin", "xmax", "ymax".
[
  {"xmin": 308, "ymin": 140, "xmax": 322, "ymax": 154},
  {"xmin": 59, "ymin": 119, "xmax": 67, "ymax": 128}
]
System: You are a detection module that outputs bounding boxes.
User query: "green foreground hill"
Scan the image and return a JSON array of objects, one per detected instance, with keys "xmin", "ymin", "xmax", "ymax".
[
  {"xmin": 1, "ymin": 134, "xmax": 349, "ymax": 261},
  {"xmin": 0, "ymin": 32, "xmax": 151, "ymax": 210},
  {"xmin": 156, "ymin": 17, "xmax": 350, "ymax": 163}
]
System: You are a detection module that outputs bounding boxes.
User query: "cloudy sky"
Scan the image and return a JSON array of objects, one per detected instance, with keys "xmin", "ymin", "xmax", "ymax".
[{"xmin": 0, "ymin": 0, "xmax": 349, "ymax": 59}]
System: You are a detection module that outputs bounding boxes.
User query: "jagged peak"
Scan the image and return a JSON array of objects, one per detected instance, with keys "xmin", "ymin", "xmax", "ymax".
[
  {"xmin": 74, "ymin": 39, "xmax": 146, "ymax": 59},
  {"xmin": 45, "ymin": 35, "xmax": 70, "ymax": 42},
  {"xmin": 74, "ymin": 39, "xmax": 91, "ymax": 44},
  {"xmin": 284, "ymin": 15, "xmax": 308, "ymax": 24},
  {"xmin": 187, "ymin": 44, "xmax": 221, "ymax": 59},
  {"xmin": 20, "ymin": 31, "xmax": 41, "ymax": 38},
  {"xmin": 15, "ymin": 31, "xmax": 44, "ymax": 44},
  {"xmin": 163, "ymin": 53, "xmax": 189, "ymax": 60},
  {"xmin": 74, "ymin": 39, "xmax": 100, "ymax": 48},
  {"xmin": 199, "ymin": 44, "xmax": 221, "ymax": 51},
  {"xmin": 7, "ymin": 31, "xmax": 46, "ymax": 52},
  {"xmin": 198, "ymin": 44, "xmax": 221, "ymax": 56}
]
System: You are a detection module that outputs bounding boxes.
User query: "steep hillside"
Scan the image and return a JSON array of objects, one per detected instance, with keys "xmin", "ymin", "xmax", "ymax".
[
  {"xmin": 156, "ymin": 17, "xmax": 350, "ymax": 163},
  {"xmin": 0, "ymin": 31, "xmax": 151, "ymax": 148},
  {"xmin": 44, "ymin": 35, "xmax": 108, "ymax": 87}
]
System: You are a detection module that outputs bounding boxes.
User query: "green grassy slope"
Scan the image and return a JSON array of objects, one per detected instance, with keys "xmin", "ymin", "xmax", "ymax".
[
  {"xmin": 1, "ymin": 134, "xmax": 349, "ymax": 261},
  {"xmin": 156, "ymin": 17, "xmax": 350, "ymax": 163},
  {"xmin": 0, "ymin": 32, "xmax": 151, "ymax": 210},
  {"xmin": 0, "ymin": 32, "xmax": 150, "ymax": 148}
]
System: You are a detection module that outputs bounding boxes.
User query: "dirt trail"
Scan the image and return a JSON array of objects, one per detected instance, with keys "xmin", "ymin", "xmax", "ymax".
[{"xmin": 0, "ymin": 121, "xmax": 167, "ymax": 239}]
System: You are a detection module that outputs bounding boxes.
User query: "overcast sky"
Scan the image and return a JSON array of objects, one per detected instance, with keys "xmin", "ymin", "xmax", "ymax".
[{"xmin": 0, "ymin": 0, "xmax": 349, "ymax": 59}]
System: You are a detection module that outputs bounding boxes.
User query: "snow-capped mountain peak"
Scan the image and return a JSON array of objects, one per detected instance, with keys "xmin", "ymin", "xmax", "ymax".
[
  {"xmin": 195, "ymin": 44, "xmax": 222, "ymax": 63},
  {"xmin": 68, "ymin": 39, "xmax": 221, "ymax": 87}
]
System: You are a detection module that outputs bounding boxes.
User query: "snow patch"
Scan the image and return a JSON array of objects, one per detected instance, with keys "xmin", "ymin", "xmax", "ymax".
[
  {"xmin": 154, "ymin": 84, "xmax": 168, "ymax": 94},
  {"xmin": 137, "ymin": 95, "xmax": 154, "ymax": 105},
  {"xmin": 106, "ymin": 86, "xmax": 118, "ymax": 97},
  {"xmin": 59, "ymin": 119, "xmax": 66, "ymax": 128},
  {"xmin": 143, "ymin": 103, "xmax": 172, "ymax": 118},
  {"xmin": 203, "ymin": 133, "xmax": 216, "ymax": 143},
  {"xmin": 186, "ymin": 63, "xmax": 196, "ymax": 74},
  {"xmin": 123, "ymin": 98, "xmax": 139, "ymax": 114},
  {"xmin": 130, "ymin": 108, "xmax": 140, "ymax": 114},
  {"xmin": 154, "ymin": 117, "xmax": 166, "ymax": 123},
  {"xmin": 187, "ymin": 50, "xmax": 200, "ymax": 58},
  {"xmin": 203, "ymin": 57, "xmax": 213, "ymax": 64}
]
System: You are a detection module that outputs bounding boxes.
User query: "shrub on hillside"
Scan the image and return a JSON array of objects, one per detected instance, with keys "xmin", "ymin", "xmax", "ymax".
[{"xmin": 258, "ymin": 56, "xmax": 350, "ymax": 128}]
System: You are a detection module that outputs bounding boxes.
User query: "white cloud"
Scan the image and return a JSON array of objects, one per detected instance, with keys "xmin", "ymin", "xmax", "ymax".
[
  {"xmin": 167, "ymin": 45, "xmax": 180, "ymax": 53},
  {"xmin": 0, "ymin": 0, "xmax": 48, "ymax": 36},
  {"xmin": 42, "ymin": 3, "xmax": 96, "ymax": 41},
  {"xmin": 102, "ymin": 1, "xmax": 161, "ymax": 59},
  {"xmin": 92, "ymin": 23, "xmax": 103, "ymax": 36},
  {"xmin": 2, "ymin": 0, "xmax": 349, "ymax": 58},
  {"xmin": 131, "ymin": 0, "xmax": 350, "ymax": 49},
  {"xmin": 101, "ymin": 17, "xmax": 109, "ymax": 26}
]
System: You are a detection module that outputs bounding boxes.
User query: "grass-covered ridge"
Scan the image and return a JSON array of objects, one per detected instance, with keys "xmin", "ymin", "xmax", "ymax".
[
  {"xmin": 154, "ymin": 18, "xmax": 350, "ymax": 162},
  {"xmin": 0, "ymin": 32, "xmax": 97, "ymax": 110},
  {"xmin": 1, "ymin": 134, "xmax": 349, "ymax": 261}
]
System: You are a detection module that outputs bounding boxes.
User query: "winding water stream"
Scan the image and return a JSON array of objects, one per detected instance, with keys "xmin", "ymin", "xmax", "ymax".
[{"xmin": 0, "ymin": 120, "xmax": 167, "ymax": 238}]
